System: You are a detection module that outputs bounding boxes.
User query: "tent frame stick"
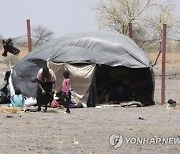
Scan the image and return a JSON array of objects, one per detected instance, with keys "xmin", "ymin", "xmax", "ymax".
[{"xmin": 161, "ymin": 24, "xmax": 166, "ymax": 105}]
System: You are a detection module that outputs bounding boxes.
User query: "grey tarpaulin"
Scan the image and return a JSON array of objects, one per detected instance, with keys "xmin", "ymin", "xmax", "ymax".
[{"xmin": 11, "ymin": 31, "xmax": 154, "ymax": 106}]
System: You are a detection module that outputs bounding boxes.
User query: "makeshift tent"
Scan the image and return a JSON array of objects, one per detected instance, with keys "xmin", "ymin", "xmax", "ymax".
[{"xmin": 11, "ymin": 31, "xmax": 155, "ymax": 106}]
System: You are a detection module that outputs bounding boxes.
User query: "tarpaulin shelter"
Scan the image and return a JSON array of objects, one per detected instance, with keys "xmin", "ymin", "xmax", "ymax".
[{"xmin": 11, "ymin": 31, "xmax": 155, "ymax": 106}]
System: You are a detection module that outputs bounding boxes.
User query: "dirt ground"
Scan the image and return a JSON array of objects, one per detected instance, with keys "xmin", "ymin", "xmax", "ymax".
[
  {"xmin": 0, "ymin": 105, "xmax": 179, "ymax": 154},
  {"xmin": 0, "ymin": 53, "xmax": 180, "ymax": 154}
]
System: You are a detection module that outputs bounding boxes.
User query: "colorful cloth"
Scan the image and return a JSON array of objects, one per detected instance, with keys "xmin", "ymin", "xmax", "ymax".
[
  {"xmin": 10, "ymin": 95, "xmax": 25, "ymax": 107},
  {"xmin": 62, "ymin": 79, "xmax": 71, "ymax": 94}
]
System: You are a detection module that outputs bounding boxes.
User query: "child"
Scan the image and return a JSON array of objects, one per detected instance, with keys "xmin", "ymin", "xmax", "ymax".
[
  {"xmin": 62, "ymin": 70, "xmax": 71, "ymax": 113},
  {"xmin": 10, "ymin": 89, "xmax": 25, "ymax": 108}
]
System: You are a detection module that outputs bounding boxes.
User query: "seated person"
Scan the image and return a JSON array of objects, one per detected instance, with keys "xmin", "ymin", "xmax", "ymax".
[{"xmin": 10, "ymin": 89, "xmax": 25, "ymax": 108}]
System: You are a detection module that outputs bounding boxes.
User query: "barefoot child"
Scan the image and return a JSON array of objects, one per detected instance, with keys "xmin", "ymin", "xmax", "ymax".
[{"xmin": 62, "ymin": 70, "xmax": 71, "ymax": 113}]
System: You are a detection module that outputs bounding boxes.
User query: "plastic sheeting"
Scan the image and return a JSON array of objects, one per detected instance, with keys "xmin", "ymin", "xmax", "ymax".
[{"xmin": 11, "ymin": 31, "xmax": 153, "ymax": 98}]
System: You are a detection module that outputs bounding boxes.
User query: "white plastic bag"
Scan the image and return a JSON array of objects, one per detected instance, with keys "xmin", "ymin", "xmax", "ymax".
[{"xmin": 24, "ymin": 97, "xmax": 37, "ymax": 107}]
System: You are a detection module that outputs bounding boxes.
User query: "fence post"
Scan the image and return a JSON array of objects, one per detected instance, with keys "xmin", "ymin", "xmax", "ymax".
[
  {"xmin": 161, "ymin": 24, "xmax": 166, "ymax": 105},
  {"xmin": 27, "ymin": 19, "xmax": 32, "ymax": 52}
]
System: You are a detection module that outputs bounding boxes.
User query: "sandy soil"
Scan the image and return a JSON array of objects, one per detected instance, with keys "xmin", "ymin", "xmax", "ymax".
[
  {"xmin": 0, "ymin": 105, "xmax": 179, "ymax": 154},
  {"xmin": 0, "ymin": 53, "xmax": 180, "ymax": 154}
]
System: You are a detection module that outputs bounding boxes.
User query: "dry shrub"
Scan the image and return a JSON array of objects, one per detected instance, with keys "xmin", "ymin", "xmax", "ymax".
[
  {"xmin": 0, "ymin": 48, "xmax": 28, "ymax": 65},
  {"xmin": 0, "ymin": 106, "xmax": 22, "ymax": 114},
  {"xmin": 3, "ymin": 55, "xmax": 19, "ymax": 65},
  {"xmin": 147, "ymin": 52, "xmax": 180, "ymax": 67}
]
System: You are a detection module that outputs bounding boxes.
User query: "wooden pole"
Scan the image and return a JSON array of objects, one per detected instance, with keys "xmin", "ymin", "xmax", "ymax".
[
  {"xmin": 128, "ymin": 23, "xmax": 133, "ymax": 39},
  {"xmin": 27, "ymin": 19, "xmax": 32, "ymax": 52},
  {"xmin": 161, "ymin": 24, "xmax": 166, "ymax": 105}
]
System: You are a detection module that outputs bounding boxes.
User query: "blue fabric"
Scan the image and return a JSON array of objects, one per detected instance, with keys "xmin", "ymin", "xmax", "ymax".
[{"xmin": 10, "ymin": 95, "xmax": 25, "ymax": 107}]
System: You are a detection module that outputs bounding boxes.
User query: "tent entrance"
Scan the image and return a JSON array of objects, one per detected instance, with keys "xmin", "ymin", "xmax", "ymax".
[{"xmin": 95, "ymin": 65, "xmax": 155, "ymax": 106}]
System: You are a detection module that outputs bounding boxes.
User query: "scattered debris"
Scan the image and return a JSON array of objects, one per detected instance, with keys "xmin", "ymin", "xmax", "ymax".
[
  {"xmin": 6, "ymin": 115, "xmax": 13, "ymax": 118},
  {"xmin": 139, "ymin": 116, "xmax": 145, "ymax": 120},
  {"xmin": 25, "ymin": 108, "xmax": 37, "ymax": 112},
  {"xmin": 95, "ymin": 106, "xmax": 102, "ymax": 108},
  {"xmin": 103, "ymin": 104, "xmax": 120, "ymax": 108},
  {"xmin": 167, "ymin": 99, "xmax": 176, "ymax": 108},
  {"xmin": 121, "ymin": 101, "xmax": 143, "ymax": 107},
  {"xmin": 73, "ymin": 137, "xmax": 79, "ymax": 145}
]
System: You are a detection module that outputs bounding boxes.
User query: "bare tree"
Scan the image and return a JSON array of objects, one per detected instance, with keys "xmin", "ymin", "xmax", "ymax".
[
  {"xmin": 93, "ymin": 0, "xmax": 157, "ymax": 34},
  {"xmin": 92, "ymin": 0, "xmax": 179, "ymax": 46},
  {"xmin": 32, "ymin": 25, "xmax": 54, "ymax": 46},
  {"xmin": 144, "ymin": 1, "xmax": 178, "ymax": 39}
]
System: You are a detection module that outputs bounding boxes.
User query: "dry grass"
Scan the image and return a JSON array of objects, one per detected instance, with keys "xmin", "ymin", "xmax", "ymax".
[
  {"xmin": 0, "ymin": 106, "xmax": 22, "ymax": 114},
  {"xmin": 0, "ymin": 48, "xmax": 28, "ymax": 65},
  {"xmin": 147, "ymin": 52, "xmax": 180, "ymax": 66},
  {"xmin": 17, "ymin": 47, "xmax": 29, "ymax": 58}
]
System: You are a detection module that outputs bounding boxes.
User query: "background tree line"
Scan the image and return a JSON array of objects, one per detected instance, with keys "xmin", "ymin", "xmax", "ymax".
[{"xmin": 92, "ymin": 0, "xmax": 180, "ymax": 52}]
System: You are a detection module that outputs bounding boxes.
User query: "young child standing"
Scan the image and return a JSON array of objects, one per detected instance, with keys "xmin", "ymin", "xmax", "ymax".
[{"xmin": 62, "ymin": 70, "xmax": 71, "ymax": 113}]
